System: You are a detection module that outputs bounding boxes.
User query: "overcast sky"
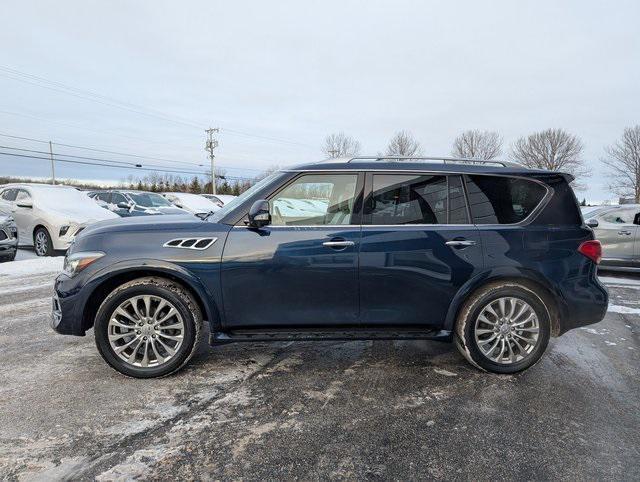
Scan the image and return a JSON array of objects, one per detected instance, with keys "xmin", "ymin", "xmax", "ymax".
[{"xmin": 1, "ymin": 0, "xmax": 639, "ymax": 201}]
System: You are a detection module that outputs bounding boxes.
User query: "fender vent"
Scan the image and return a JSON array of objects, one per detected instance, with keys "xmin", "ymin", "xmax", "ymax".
[{"xmin": 163, "ymin": 237, "xmax": 217, "ymax": 250}]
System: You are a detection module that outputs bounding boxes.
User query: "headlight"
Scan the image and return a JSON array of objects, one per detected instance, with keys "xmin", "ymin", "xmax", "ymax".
[
  {"xmin": 59, "ymin": 226, "xmax": 70, "ymax": 237},
  {"xmin": 63, "ymin": 251, "xmax": 105, "ymax": 277}
]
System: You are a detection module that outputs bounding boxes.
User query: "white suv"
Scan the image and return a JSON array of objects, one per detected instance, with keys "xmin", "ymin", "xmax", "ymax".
[{"xmin": 0, "ymin": 183, "xmax": 118, "ymax": 256}]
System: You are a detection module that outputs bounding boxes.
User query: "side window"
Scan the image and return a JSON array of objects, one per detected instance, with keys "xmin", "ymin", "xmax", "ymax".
[
  {"xmin": 0, "ymin": 189, "xmax": 17, "ymax": 201},
  {"xmin": 602, "ymin": 209, "xmax": 637, "ymax": 224},
  {"xmin": 15, "ymin": 190, "xmax": 31, "ymax": 202},
  {"xmin": 269, "ymin": 174, "xmax": 359, "ymax": 226},
  {"xmin": 368, "ymin": 174, "xmax": 461, "ymax": 225},
  {"xmin": 465, "ymin": 175, "xmax": 547, "ymax": 225},
  {"xmin": 112, "ymin": 193, "xmax": 127, "ymax": 205},
  {"xmin": 96, "ymin": 192, "xmax": 111, "ymax": 203}
]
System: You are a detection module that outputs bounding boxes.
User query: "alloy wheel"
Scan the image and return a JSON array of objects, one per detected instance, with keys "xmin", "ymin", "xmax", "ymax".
[
  {"xmin": 474, "ymin": 296, "xmax": 540, "ymax": 364},
  {"xmin": 35, "ymin": 231, "xmax": 49, "ymax": 256},
  {"xmin": 107, "ymin": 295, "xmax": 185, "ymax": 368}
]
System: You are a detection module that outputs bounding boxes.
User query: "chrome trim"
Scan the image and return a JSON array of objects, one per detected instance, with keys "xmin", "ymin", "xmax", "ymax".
[
  {"xmin": 445, "ymin": 240, "xmax": 476, "ymax": 247},
  {"xmin": 322, "ymin": 240, "xmax": 355, "ymax": 247},
  {"xmin": 163, "ymin": 237, "xmax": 217, "ymax": 250}
]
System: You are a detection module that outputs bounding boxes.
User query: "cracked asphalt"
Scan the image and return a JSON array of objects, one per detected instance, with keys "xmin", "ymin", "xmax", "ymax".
[{"xmin": 0, "ymin": 258, "xmax": 638, "ymax": 480}]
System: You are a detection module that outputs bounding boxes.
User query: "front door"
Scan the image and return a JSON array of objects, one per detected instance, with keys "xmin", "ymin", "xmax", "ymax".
[
  {"xmin": 359, "ymin": 173, "xmax": 482, "ymax": 327},
  {"xmin": 221, "ymin": 172, "xmax": 363, "ymax": 329}
]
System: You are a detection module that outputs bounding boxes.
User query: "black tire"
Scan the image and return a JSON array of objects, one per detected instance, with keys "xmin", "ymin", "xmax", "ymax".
[
  {"xmin": 94, "ymin": 277, "xmax": 202, "ymax": 378},
  {"xmin": 34, "ymin": 227, "xmax": 54, "ymax": 257},
  {"xmin": 455, "ymin": 282, "xmax": 551, "ymax": 374},
  {"xmin": 0, "ymin": 250, "xmax": 16, "ymax": 262}
]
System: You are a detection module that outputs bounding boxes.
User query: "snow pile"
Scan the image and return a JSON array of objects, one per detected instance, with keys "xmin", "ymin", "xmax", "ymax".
[
  {"xmin": 0, "ymin": 256, "xmax": 63, "ymax": 278},
  {"xmin": 607, "ymin": 304, "xmax": 640, "ymax": 315}
]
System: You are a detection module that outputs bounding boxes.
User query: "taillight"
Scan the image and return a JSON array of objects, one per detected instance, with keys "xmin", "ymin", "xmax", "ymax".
[{"xmin": 578, "ymin": 240, "xmax": 602, "ymax": 264}]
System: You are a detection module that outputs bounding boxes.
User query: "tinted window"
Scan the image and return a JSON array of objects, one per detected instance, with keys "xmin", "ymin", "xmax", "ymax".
[
  {"xmin": 270, "ymin": 173, "xmax": 359, "ymax": 226},
  {"xmin": 96, "ymin": 192, "xmax": 111, "ymax": 203},
  {"xmin": 465, "ymin": 175, "xmax": 547, "ymax": 224},
  {"xmin": 128, "ymin": 192, "xmax": 173, "ymax": 207},
  {"xmin": 369, "ymin": 174, "xmax": 468, "ymax": 225},
  {"xmin": 0, "ymin": 189, "xmax": 17, "ymax": 201}
]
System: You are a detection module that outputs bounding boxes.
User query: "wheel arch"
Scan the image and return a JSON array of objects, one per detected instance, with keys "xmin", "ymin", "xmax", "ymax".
[
  {"xmin": 80, "ymin": 262, "xmax": 220, "ymax": 335},
  {"xmin": 444, "ymin": 269, "xmax": 564, "ymax": 337}
]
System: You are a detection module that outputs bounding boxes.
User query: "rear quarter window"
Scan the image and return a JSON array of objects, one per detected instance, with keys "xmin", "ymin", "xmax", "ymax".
[{"xmin": 465, "ymin": 175, "xmax": 547, "ymax": 224}]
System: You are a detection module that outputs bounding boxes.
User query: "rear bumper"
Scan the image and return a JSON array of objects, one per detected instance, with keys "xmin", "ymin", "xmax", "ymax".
[{"xmin": 556, "ymin": 275, "xmax": 609, "ymax": 335}]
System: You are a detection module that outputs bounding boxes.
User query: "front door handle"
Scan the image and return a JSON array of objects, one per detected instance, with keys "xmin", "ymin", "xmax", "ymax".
[
  {"xmin": 445, "ymin": 239, "xmax": 477, "ymax": 248},
  {"xmin": 322, "ymin": 240, "xmax": 355, "ymax": 249},
  {"xmin": 618, "ymin": 230, "xmax": 632, "ymax": 236}
]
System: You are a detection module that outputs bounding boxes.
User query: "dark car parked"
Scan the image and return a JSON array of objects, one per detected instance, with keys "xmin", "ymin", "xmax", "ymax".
[
  {"xmin": 0, "ymin": 212, "xmax": 18, "ymax": 262},
  {"xmin": 88, "ymin": 190, "xmax": 188, "ymax": 217},
  {"xmin": 52, "ymin": 157, "xmax": 608, "ymax": 378}
]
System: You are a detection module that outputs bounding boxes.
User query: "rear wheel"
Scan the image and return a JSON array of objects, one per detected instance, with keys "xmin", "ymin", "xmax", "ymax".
[
  {"xmin": 455, "ymin": 282, "xmax": 551, "ymax": 374},
  {"xmin": 94, "ymin": 277, "xmax": 202, "ymax": 378},
  {"xmin": 34, "ymin": 227, "xmax": 54, "ymax": 257}
]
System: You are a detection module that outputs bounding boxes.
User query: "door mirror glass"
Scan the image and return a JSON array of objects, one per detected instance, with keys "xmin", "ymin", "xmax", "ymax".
[
  {"xmin": 248, "ymin": 199, "xmax": 271, "ymax": 228},
  {"xmin": 586, "ymin": 218, "xmax": 599, "ymax": 228}
]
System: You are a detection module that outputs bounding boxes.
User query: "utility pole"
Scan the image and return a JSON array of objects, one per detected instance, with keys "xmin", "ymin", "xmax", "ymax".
[
  {"xmin": 205, "ymin": 128, "xmax": 219, "ymax": 194},
  {"xmin": 49, "ymin": 141, "xmax": 56, "ymax": 184}
]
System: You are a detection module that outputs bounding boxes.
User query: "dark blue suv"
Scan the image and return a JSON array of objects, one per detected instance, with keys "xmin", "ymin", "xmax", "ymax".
[{"xmin": 51, "ymin": 157, "xmax": 608, "ymax": 378}]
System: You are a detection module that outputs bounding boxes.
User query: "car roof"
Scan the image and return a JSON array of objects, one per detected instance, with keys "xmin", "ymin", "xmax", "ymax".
[
  {"xmin": 284, "ymin": 157, "xmax": 554, "ymax": 177},
  {"xmin": 0, "ymin": 183, "xmax": 77, "ymax": 191}
]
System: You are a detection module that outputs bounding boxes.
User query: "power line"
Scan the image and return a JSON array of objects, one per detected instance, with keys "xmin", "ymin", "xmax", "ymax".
[
  {"xmin": 0, "ymin": 65, "xmax": 317, "ymax": 150},
  {"xmin": 0, "ymin": 132, "xmax": 267, "ymax": 173},
  {"xmin": 0, "ymin": 150, "xmax": 256, "ymax": 181}
]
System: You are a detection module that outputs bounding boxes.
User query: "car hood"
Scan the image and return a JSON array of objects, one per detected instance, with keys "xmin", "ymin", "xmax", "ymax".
[
  {"xmin": 77, "ymin": 214, "xmax": 217, "ymax": 237},
  {"xmin": 47, "ymin": 205, "xmax": 119, "ymax": 223}
]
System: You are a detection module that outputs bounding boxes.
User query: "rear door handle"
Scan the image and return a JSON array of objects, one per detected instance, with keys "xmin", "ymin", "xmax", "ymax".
[
  {"xmin": 618, "ymin": 230, "xmax": 632, "ymax": 236},
  {"xmin": 445, "ymin": 239, "xmax": 477, "ymax": 248}
]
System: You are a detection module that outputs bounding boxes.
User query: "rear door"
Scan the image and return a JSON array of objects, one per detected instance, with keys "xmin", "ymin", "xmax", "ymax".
[
  {"xmin": 597, "ymin": 207, "xmax": 639, "ymax": 265},
  {"xmin": 359, "ymin": 173, "xmax": 482, "ymax": 327},
  {"xmin": 14, "ymin": 189, "xmax": 34, "ymax": 242},
  {"xmin": 221, "ymin": 172, "xmax": 363, "ymax": 329}
]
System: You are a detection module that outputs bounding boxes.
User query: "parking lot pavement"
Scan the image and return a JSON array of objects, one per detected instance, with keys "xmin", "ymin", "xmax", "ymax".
[{"xmin": 0, "ymin": 264, "xmax": 638, "ymax": 481}]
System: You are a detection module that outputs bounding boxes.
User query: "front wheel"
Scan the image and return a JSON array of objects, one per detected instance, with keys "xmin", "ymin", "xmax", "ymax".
[
  {"xmin": 94, "ymin": 277, "xmax": 202, "ymax": 378},
  {"xmin": 455, "ymin": 282, "xmax": 551, "ymax": 374},
  {"xmin": 34, "ymin": 227, "xmax": 53, "ymax": 257}
]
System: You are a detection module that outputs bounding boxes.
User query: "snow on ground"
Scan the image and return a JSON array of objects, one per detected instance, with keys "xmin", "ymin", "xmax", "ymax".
[
  {"xmin": 598, "ymin": 275, "xmax": 640, "ymax": 288},
  {"xmin": 0, "ymin": 254, "xmax": 63, "ymax": 277},
  {"xmin": 607, "ymin": 304, "xmax": 640, "ymax": 315}
]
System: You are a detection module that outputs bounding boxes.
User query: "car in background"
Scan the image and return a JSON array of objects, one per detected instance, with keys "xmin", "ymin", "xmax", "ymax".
[
  {"xmin": 0, "ymin": 212, "xmax": 18, "ymax": 262},
  {"xmin": 201, "ymin": 194, "xmax": 237, "ymax": 207},
  {"xmin": 162, "ymin": 192, "xmax": 221, "ymax": 217},
  {"xmin": 583, "ymin": 204, "xmax": 640, "ymax": 272},
  {"xmin": 0, "ymin": 183, "xmax": 118, "ymax": 256},
  {"xmin": 88, "ymin": 190, "xmax": 188, "ymax": 217}
]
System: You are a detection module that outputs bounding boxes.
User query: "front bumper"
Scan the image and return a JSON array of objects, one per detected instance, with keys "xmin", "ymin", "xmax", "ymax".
[
  {"xmin": 0, "ymin": 226, "xmax": 18, "ymax": 257},
  {"xmin": 50, "ymin": 273, "xmax": 87, "ymax": 336}
]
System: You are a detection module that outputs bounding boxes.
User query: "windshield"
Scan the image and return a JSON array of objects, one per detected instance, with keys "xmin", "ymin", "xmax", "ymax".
[
  {"xmin": 207, "ymin": 172, "xmax": 282, "ymax": 222},
  {"xmin": 128, "ymin": 192, "xmax": 173, "ymax": 207}
]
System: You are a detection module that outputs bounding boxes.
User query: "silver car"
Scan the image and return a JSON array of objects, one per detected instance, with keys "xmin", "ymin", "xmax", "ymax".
[{"xmin": 583, "ymin": 205, "xmax": 640, "ymax": 272}]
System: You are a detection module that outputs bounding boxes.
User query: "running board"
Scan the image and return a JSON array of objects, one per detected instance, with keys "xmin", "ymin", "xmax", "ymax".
[{"xmin": 210, "ymin": 328, "xmax": 452, "ymax": 345}]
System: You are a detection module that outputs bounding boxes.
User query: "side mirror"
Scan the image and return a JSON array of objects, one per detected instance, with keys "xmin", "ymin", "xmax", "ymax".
[
  {"xmin": 248, "ymin": 199, "xmax": 271, "ymax": 228},
  {"xmin": 116, "ymin": 202, "xmax": 130, "ymax": 209},
  {"xmin": 586, "ymin": 219, "xmax": 599, "ymax": 228},
  {"xmin": 17, "ymin": 202, "xmax": 32, "ymax": 209}
]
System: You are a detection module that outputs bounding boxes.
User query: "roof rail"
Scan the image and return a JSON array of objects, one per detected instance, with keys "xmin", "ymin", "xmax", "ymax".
[{"xmin": 344, "ymin": 156, "xmax": 522, "ymax": 168}]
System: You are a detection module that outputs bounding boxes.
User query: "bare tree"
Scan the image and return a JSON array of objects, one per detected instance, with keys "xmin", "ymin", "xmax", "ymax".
[
  {"xmin": 385, "ymin": 130, "xmax": 423, "ymax": 157},
  {"xmin": 451, "ymin": 130, "xmax": 502, "ymax": 160},
  {"xmin": 602, "ymin": 125, "xmax": 640, "ymax": 203},
  {"xmin": 322, "ymin": 132, "xmax": 361, "ymax": 158},
  {"xmin": 510, "ymin": 128, "xmax": 588, "ymax": 184}
]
